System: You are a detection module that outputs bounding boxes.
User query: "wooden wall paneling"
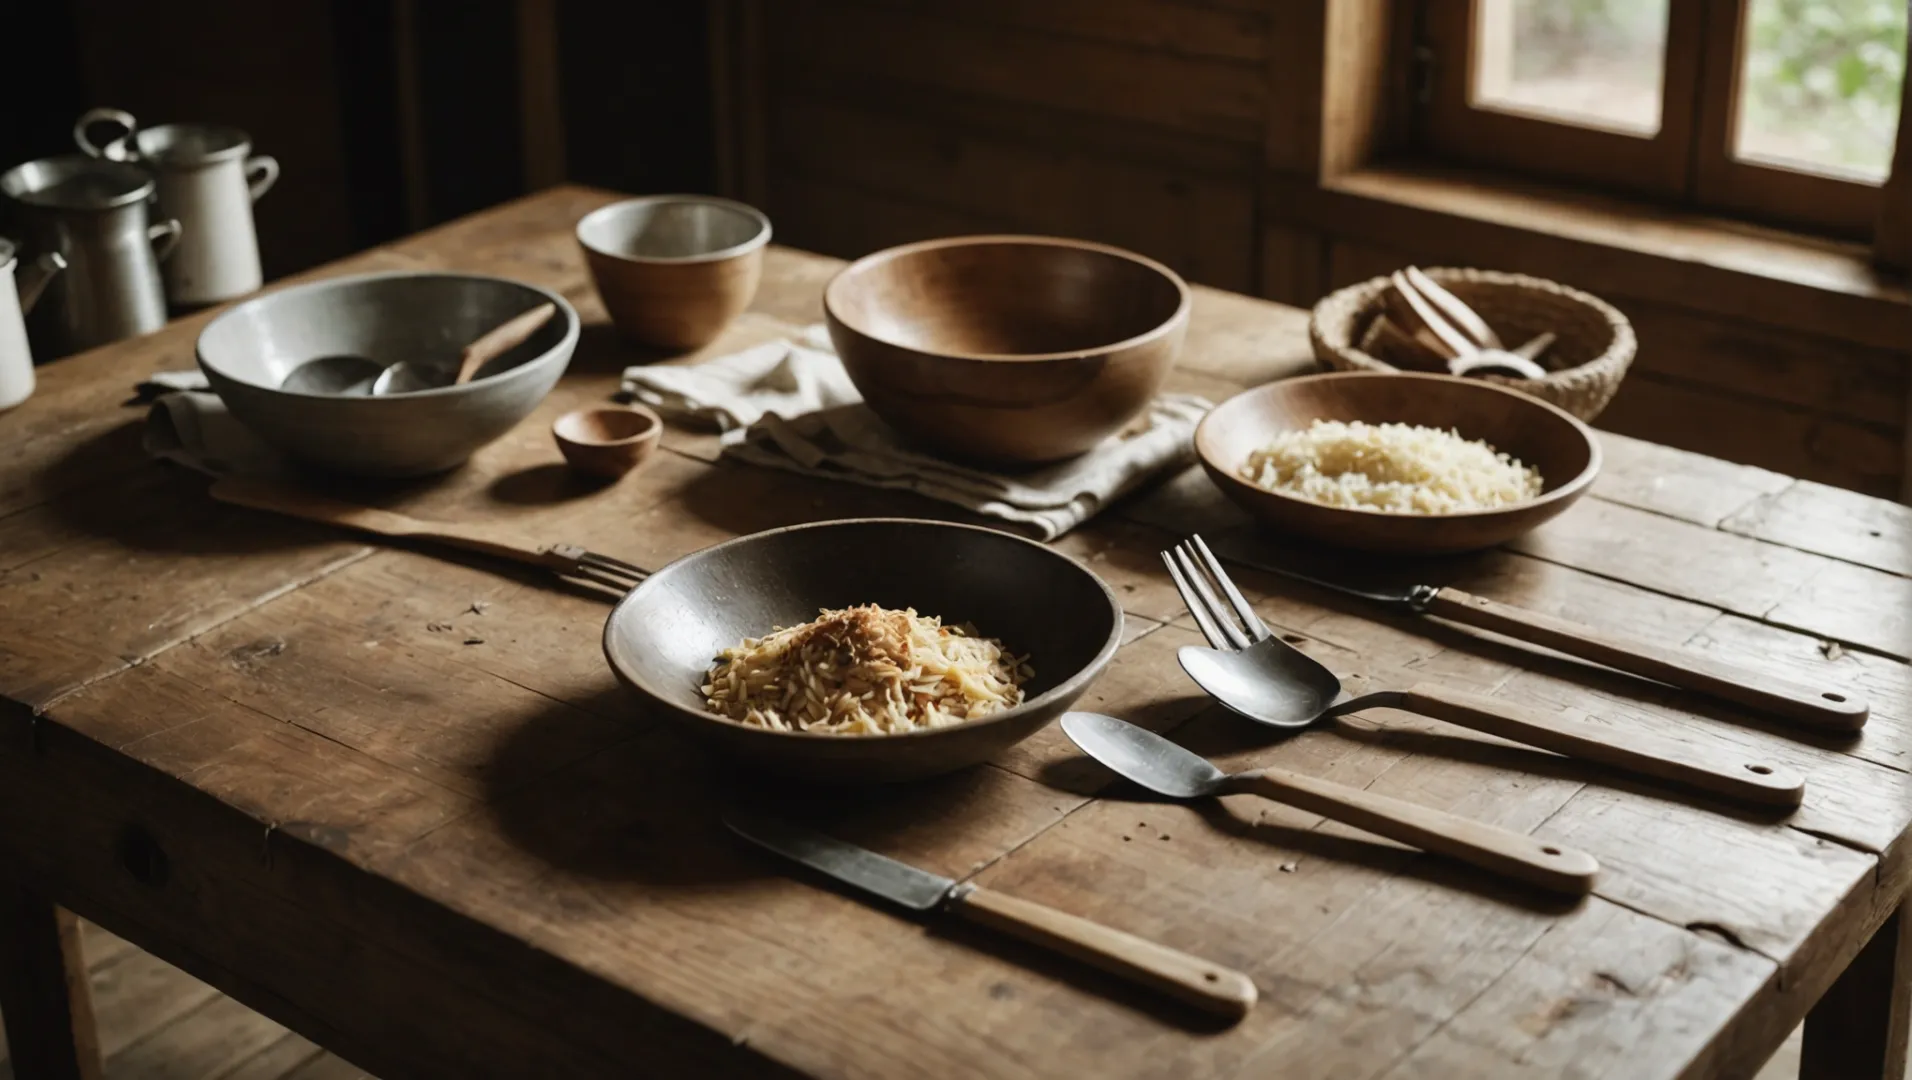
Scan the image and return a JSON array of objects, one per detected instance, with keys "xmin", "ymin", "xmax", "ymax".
[
  {"xmin": 1599, "ymin": 373, "xmax": 1902, "ymax": 497},
  {"xmin": 1258, "ymin": 224, "xmax": 1329, "ymax": 306},
  {"xmin": 515, "ymin": 0, "xmax": 566, "ymax": 192},
  {"xmin": 865, "ymin": 0, "xmax": 1269, "ymax": 63},
  {"xmin": 1262, "ymin": 2, "xmax": 1330, "ymax": 175},
  {"xmin": 392, "ymin": 0, "xmax": 430, "ymax": 234},
  {"xmin": 1319, "ymin": 0, "xmax": 1399, "ymax": 179},
  {"xmin": 763, "ymin": 1, "xmax": 1266, "ymax": 144},
  {"xmin": 768, "ymin": 172, "xmax": 1012, "ymax": 268},
  {"xmin": 708, "ymin": 0, "xmax": 767, "ymax": 206},
  {"xmin": 766, "ymin": 96, "xmax": 1256, "ymax": 289}
]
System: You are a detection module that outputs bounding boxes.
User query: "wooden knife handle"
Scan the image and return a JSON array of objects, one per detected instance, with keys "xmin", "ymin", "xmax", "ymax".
[
  {"xmin": 1234, "ymin": 767, "xmax": 1598, "ymax": 895},
  {"xmin": 1394, "ymin": 683, "xmax": 1805, "ymax": 808},
  {"xmin": 210, "ymin": 475, "xmax": 563, "ymax": 570},
  {"xmin": 948, "ymin": 886, "xmax": 1257, "ymax": 1020},
  {"xmin": 457, "ymin": 302, "xmax": 558, "ymax": 384},
  {"xmin": 1423, "ymin": 588, "xmax": 1868, "ymax": 731}
]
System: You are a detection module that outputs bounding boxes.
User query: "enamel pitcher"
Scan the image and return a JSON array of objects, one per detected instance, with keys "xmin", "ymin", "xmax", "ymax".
[
  {"xmin": 76, "ymin": 108, "xmax": 278, "ymax": 306},
  {"xmin": 0, "ymin": 239, "xmax": 65, "ymax": 409},
  {"xmin": 0, "ymin": 156, "xmax": 180, "ymax": 359}
]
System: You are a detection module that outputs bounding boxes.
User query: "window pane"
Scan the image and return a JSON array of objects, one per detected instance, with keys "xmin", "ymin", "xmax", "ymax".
[
  {"xmin": 1473, "ymin": 0, "xmax": 1670, "ymax": 135},
  {"xmin": 1735, "ymin": 0, "xmax": 1907, "ymax": 183}
]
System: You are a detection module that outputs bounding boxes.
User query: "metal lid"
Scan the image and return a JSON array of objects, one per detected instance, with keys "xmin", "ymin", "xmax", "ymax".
[
  {"xmin": 0, "ymin": 155, "xmax": 153, "ymax": 211},
  {"xmin": 136, "ymin": 123, "xmax": 253, "ymax": 168}
]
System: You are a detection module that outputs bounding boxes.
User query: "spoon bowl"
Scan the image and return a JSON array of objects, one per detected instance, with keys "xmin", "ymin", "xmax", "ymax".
[
  {"xmin": 278, "ymin": 354, "xmax": 382, "ymax": 395},
  {"xmin": 1059, "ymin": 711, "xmax": 1600, "ymax": 894}
]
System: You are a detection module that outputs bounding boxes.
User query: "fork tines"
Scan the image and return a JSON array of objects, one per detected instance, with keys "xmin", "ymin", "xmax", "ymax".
[
  {"xmin": 547, "ymin": 543, "xmax": 649, "ymax": 592},
  {"xmin": 1161, "ymin": 535, "xmax": 1271, "ymax": 652}
]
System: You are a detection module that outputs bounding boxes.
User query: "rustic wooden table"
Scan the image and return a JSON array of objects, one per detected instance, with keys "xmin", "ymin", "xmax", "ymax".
[{"xmin": 1, "ymin": 186, "xmax": 1908, "ymax": 1080}]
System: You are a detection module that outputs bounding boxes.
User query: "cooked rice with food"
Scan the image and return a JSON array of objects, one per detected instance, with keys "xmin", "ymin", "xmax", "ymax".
[
  {"xmin": 1240, "ymin": 419, "xmax": 1542, "ymax": 514},
  {"xmin": 703, "ymin": 604, "xmax": 1032, "ymax": 735}
]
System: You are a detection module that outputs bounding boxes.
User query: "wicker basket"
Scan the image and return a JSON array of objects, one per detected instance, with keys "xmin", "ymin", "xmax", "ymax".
[{"xmin": 1308, "ymin": 268, "xmax": 1636, "ymax": 421}]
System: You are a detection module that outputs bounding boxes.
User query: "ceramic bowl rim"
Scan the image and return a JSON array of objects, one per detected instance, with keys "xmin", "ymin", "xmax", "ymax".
[
  {"xmin": 195, "ymin": 270, "xmax": 580, "ymax": 402},
  {"xmin": 1197, "ymin": 371, "xmax": 1603, "ymax": 523},
  {"xmin": 553, "ymin": 404, "xmax": 663, "ymax": 448},
  {"xmin": 601, "ymin": 517, "xmax": 1126, "ymax": 744},
  {"xmin": 823, "ymin": 234, "xmax": 1192, "ymax": 364},
  {"xmin": 575, "ymin": 194, "xmax": 773, "ymax": 266}
]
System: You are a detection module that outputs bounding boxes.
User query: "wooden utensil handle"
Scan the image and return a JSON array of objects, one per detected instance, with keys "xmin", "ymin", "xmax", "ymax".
[
  {"xmin": 1404, "ymin": 267, "xmax": 1501, "ymax": 350},
  {"xmin": 1384, "ymin": 271, "xmax": 1476, "ymax": 359},
  {"xmin": 1234, "ymin": 767, "xmax": 1598, "ymax": 894},
  {"xmin": 456, "ymin": 302, "xmax": 558, "ymax": 384},
  {"xmin": 1394, "ymin": 683, "xmax": 1805, "ymax": 808},
  {"xmin": 1423, "ymin": 588, "xmax": 1867, "ymax": 731},
  {"xmin": 949, "ymin": 886, "xmax": 1257, "ymax": 1020},
  {"xmin": 210, "ymin": 476, "xmax": 562, "ymax": 570}
]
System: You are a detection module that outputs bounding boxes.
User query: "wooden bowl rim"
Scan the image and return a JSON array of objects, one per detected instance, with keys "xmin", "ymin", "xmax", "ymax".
[
  {"xmin": 823, "ymin": 234, "xmax": 1191, "ymax": 363},
  {"xmin": 552, "ymin": 404, "xmax": 663, "ymax": 448},
  {"xmin": 1195, "ymin": 371, "xmax": 1603, "ymax": 522},
  {"xmin": 601, "ymin": 517, "xmax": 1126, "ymax": 745},
  {"xmin": 574, "ymin": 194, "xmax": 773, "ymax": 266}
]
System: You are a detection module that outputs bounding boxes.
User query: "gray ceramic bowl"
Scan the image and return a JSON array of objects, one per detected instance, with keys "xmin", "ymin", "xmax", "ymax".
[
  {"xmin": 603, "ymin": 518, "xmax": 1124, "ymax": 783},
  {"xmin": 196, "ymin": 272, "xmax": 579, "ymax": 476}
]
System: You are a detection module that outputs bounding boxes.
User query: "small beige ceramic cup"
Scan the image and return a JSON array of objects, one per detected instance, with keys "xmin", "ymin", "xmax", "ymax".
[
  {"xmin": 553, "ymin": 404, "xmax": 662, "ymax": 480},
  {"xmin": 576, "ymin": 195, "xmax": 770, "ymax": 351}
]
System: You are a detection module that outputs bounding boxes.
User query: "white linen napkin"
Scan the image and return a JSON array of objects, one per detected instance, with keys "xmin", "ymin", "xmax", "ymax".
[{"xmin": 621, "ymin": 327, "xmax": 1210, "ymax": 540}]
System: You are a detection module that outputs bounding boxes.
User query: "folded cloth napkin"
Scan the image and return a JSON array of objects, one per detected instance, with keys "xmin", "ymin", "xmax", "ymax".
[
  {"xmin": 621, "ymin": 327, "xmax": 1211, "ymax": 540},
  {"xmin": 135, "ymin": 370, "xmax": 287, "ymax": 476},
  {"xmin": 619, "ymin": 324, "xmax": 857, "ymax": 436}
]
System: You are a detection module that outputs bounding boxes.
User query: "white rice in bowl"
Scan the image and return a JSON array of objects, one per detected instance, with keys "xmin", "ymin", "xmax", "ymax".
[
  {"xmin": 1240, "ymin": 419, "xmax": 1543, "ymax": 514},
  {"xmin": 702, "ymin": 604, "xmax": 1033, "ymax": 735}
]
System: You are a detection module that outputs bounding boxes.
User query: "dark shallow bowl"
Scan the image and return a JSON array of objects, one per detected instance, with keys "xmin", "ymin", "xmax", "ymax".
[
  {"xmin": 1197, "ymin": 371, "xmax": 1601, "ymax": 555},
  {"xmin": 824, "ymin": 235, "xmax": 1188, "ymax": 464},
  {"xmin": 602, "ymin": 519, "xmax": 1123, "ymax": 783}
]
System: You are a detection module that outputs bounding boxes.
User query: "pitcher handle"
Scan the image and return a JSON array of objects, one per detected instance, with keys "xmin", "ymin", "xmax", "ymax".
[
  {"xmin": 246, "ymin": 156, "xmax": 280, "ymax": 201},
  {"xmin": 148, "ymin": 220, "xmax": 183, "ymax": 263},
  {"xmin": 74, "ymin": 107, "xmax": 140, "ymax": 162},
  {"xmin": 16, "ymin": 252, "xmax": 67, "ymax": 314}
]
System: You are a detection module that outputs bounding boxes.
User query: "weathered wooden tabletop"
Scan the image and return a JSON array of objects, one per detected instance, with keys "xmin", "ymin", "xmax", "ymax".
[{"xmin": 1, "ymin": 186, "xmax": 1908, "ymax": 1080}]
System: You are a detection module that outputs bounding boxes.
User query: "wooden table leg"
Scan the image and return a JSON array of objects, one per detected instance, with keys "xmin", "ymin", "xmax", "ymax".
[
  {"xmin": 0, "ymin": 872, "xmax": 103, "ymax": 1080},
  {"xmin": 1803, "ymin": 898, "xmax": 1912, "ymax": 1080}
]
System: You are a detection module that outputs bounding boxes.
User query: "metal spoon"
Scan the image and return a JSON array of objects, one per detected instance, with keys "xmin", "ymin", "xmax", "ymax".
[
  {"xmin": 370, "ymin": 302, "xmax": 559, "ymax": 395},
  {"xmin": 279, "ymin": 354, "xmax": 383, "ymax": 395},
  {"xmin": 275, "ymin": 302, "xmax": 559, "ymax": 397},
  {"xmin": 1164, "ymin": 539, "xmax": 1803, "ymax": 807},
  {"xmin": 1059, "ymin": 711, "xmax": 1599, "ymax": 894}
]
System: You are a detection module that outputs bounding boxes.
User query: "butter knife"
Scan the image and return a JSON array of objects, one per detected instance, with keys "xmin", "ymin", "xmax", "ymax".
[
  {"xmin": 1209, "ymin": 533, "xmax": 1867, "ymax": 731},
  {"xmin": 725, "ymin": 812, "xmax": 1258, "ymax": 1019}
]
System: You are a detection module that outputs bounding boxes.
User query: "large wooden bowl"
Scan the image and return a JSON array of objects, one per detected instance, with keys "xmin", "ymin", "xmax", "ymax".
[
  {"xmin": 1197, "ymin": 372, "xmax": 1601, "ymax": 554},
  {"xmin": 602, "ymin": 519, "xmax": 1123, "ymax": 784},
  {"xmin": 824, "ymin": 236, "xmax": 1189, "ymax": 463}
]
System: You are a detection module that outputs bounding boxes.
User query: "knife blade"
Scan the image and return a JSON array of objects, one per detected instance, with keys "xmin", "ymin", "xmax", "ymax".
[
  {"xmin": 1204, "ymin": 531, "xmax": 1867, "ymax": 731},
  {"xmin": 725, "ymin": 812, "xmax": 1258, "ymax": 1019}
]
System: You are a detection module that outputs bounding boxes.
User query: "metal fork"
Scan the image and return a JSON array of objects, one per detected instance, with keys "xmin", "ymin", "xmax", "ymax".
[
  {"xmin": 209, "ymin": 476, "xmax": 650, "ymax": 594},
  {"xmin": 1159, "ymin": 534, "xmax": 1803, "ymax": 807}
]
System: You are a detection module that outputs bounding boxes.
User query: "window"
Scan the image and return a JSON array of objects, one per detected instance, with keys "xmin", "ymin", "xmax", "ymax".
[{"xmin": 1416, "ymin": 0, "xmax": 1908, "ymax": 240}]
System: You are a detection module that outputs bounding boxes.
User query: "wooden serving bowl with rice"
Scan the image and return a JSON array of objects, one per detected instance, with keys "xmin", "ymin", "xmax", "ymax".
[
  {"xmin": 601, "ymin": 518, "xmax": 1123, "ymax": 783},
  {"xmin": 1197, "ymin": 372, "xmax": 1600, "ymax": 555}
]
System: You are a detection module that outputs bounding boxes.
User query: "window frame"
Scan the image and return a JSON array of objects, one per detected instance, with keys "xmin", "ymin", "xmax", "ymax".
[{"xmin": 1412, "ymin": 0, "xmax": 1903, "ymax": 242}]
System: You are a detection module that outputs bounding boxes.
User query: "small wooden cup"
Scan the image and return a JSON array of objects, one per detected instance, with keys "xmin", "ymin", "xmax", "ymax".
[
  {"xmin": 577, "ymin": 195, "xmax": 771, "ymax": 351},
  {"xmin": 552, "ymin": 405, "xmax": 662, "ymax": 480}
]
